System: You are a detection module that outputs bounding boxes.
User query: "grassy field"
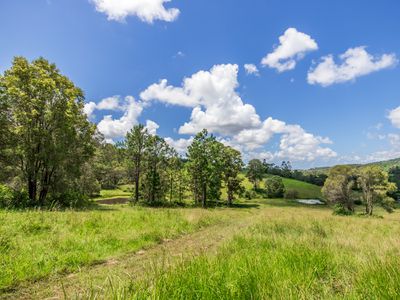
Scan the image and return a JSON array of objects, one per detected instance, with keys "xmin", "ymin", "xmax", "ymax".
[
  {"xmin": 79, "ymin": 203, "xmax": 400, "ymax": 299},
  {"xmin": 241, "ymin": 174, "xmax": 322, "ymax": 199},
  {"xmin": 0, "ymin": 205, "xmax": 250, "ymax": 293},
  {"xmin": 93, "ymin": 184, "xmax": 132, "ymax": 200},
  {"xmin": 282, "ymin": 177, "xmax": 322, "ymax": 199}
]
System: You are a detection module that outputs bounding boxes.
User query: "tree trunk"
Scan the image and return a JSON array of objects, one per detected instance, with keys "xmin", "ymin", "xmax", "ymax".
[
  {"xmin": 202, "ymin": 183, "xmax": 207, "ymax": 208},
  {"xmin": 28, "ymin": 178, "xmax": 37, "ymax": 203}
]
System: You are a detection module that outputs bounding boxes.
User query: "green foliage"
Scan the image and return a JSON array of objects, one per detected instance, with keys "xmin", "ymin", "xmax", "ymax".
[
  {"xmin": 246, "ymin": 159, "xmax": 264, "ymax": 189},
  {"xmin": 322, "ymin": 165, "xmax": 356, "ymax": 213},
  {"xmin": 265, "ymin": 176, "xmax": 285, "ymax": 198},
  {"xmin": 358, "ymin": 166, "xmax": 397, "ymax": 215},
  {"xmin": 332, "ymin": 203, "xmax": 353, "ymax": 215},
  {"xmin": 0, "ymin": 57, "xmax": 96, "ymax": 207}
]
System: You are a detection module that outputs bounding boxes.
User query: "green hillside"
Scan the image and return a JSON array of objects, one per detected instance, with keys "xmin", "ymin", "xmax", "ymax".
[
  {"xmin": 307, "ymin": 157, "xmax": 400, "ymax": 174},
  {"xmin": 241, "ymin": 174, "xmax": 322, "ymax": 199},
  {"xmin": 281, "ymin": 178, "xmax": 322, "ymax": 199}
]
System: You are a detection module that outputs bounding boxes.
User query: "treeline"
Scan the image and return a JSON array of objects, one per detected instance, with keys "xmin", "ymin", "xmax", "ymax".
[{"xmin": 0, "ymin": 57, "xmax": 243, "ymax": 209}]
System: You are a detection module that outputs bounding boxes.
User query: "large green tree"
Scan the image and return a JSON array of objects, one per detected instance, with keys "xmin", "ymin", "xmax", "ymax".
[
  {"xmin": 126, "ymin": 124, "xmax": 149, "ymax": 203},
  {"xmin": 222, "ymin": 147, "xmax": 244, "ymax": 206},
  {"xmin": 358, "ymin": 166, "xmax": 396, "ymax": 215},
  {"xmin": 246, "ymin": 159, "xmax": 265, "ymax": 189},
  {"xmin": 322, "ymin": 165, "xmax": 356, "ymax": 213},
  {"xmin": 0, "ymin": 57, "xmax": 96, "ymax": 205},
  {"xmin": 187, "ymin": 129, "xmax": 224, "ymax": 208}
]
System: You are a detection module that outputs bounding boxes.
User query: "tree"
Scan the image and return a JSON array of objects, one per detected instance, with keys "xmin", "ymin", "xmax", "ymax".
[
  {"xmin": 141, "ymin": 135, "xmax": 171, "ymax": 204},
  {"xmin": 265, "ymin": 176, "xmax": 285, "ymax": 198},
  {"xmin": 0, "ymin": 57, "xmax": 96, "ymax": 205},
  {"xmin": 357, "ymin": 166, "xmax": 396, "ymax": 215},
  {"xmin": 222, "ymin": 147, "xmax": 244, "ymax": 206},
  {"xmin": 322, "ymin": 165, "xmax": 356, "ymax": 213},
  {"xmin": 246, "ymin": 159, "xmax": 264, "ymax": 189},
  {"xmin": 187, "ymin": 129, "xmax": 224, "ymax": 208},
  {"xmin": 126, "ymin": 124, "xmax": 149, "ymax": 203}
]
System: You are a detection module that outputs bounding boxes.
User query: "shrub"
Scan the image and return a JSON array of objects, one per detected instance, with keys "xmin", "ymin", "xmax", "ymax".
[
  {"xmin": 265, "ymin": 176, "xmax": 285, "ymax": 198},
  {"xmin": 49, "ymin": 191, "xmax": 92, "ymax": 209},
  {"xmin": 0, "ymin": 184, "xmax": 14, "ymax": 208},
  {"xmin": 284, "ymin": 189, "xmax": 299, "ymax": 199},
  {"xmin": 332, "ymin": 204, "xmax": 353, "ymax": 216}
]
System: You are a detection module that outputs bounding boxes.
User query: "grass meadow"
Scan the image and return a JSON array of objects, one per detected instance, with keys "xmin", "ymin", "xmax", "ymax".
[
  {"xmin": 0, "ymin": 205, "xmax": 247, "ymax": 293},
  {"xmin": 81, "ymin": 203, "xmax": 400, "ymax": 299}
]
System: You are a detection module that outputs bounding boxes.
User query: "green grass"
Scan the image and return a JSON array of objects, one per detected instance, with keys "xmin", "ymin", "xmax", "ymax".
[
  {"xmin": 282, "ymin": 177, "xmax": 322, "ymax": 199},
  {"xmin": 90, "ymin": 205, "xmax": 400, "ymax": 299},
  {"xmin": 93, "ymin": 186, "xmax": 132, "ymax": 200},
  {"xmin": 240, "ymin": 174, "xmax": 322, "ymax": 199},
  {"xmin": 0, "ymin": 205, "xmax": 242, "ymax": 292}
]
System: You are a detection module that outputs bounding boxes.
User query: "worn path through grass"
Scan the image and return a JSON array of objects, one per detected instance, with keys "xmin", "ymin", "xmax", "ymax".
[{"xmin": 2, "ymin": 204, "xmax": 263, "ymax": 299}]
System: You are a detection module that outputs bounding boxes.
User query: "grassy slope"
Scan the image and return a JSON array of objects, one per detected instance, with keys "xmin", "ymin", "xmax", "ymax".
[
  {"xmin": 282, "ymin": 177, "xmax": 322, "ymax": 199},
  {"xmin": 0, "ymin": 206, "xmax": 247, "ymax": 292},
  {"xmin": 241, "ymin": 174, "xmax": 322, "ymax": 199},
  {"xmin": 90, "ymin": 204, "xmax": 400, "ymax": 299}
]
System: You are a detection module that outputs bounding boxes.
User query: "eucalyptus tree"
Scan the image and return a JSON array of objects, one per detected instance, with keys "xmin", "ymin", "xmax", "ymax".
[
  {"xmin": 358, "ymin": 166, "xmax": 396, "ymax": 215},
  {"xmin": 141, "ymin": 135, "xmax": 172, "ymax": 204},
  {"xmin": 126, "ymin": 124, "xmax": 149, "ymax": 203},
  {"xmin": 187, "ymin": 129, "xmax": 217, "ymax": 207},
  {"xmin": 322, "ymin": 165, "xmax": 356, "ymax": 213},
  {"xmin": 246, "ymin": 159, "xmax": 265, "ymax": 189},
  {"xmin": 0, "ymin": 57, "xmax": 96, "ymax": 205},
  {"xmin": 222, "ymin": 146, "xmax": 244, "ymax": 206}
]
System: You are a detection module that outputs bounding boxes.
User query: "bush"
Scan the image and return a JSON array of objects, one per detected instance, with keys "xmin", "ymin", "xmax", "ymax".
[
  {"xmin": 332, "ymin": 204, "xmax": 353, "ymax": 216},
  {"xmin": 244, "ymin": 190, "xmax": 257, "ymax": 200},
  {"xmin": 284, "ymin": 189, "xmax": 299, "ymax": 199},
  {"xmin": 265, "ymin": 176, "xmax": 285, "ymax": 198},
  {"xmin": 49, "ymin": 191, "xmax": 92, "ymax": 209},
  {"xmin": 0, "ymin": 184, "xmax": 14, "ymax": 208}
]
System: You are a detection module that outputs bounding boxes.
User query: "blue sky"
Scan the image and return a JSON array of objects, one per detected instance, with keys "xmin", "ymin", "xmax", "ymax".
[{"xmin": 1, "ymin": 0, "xmax": 400, "ymax": 168}]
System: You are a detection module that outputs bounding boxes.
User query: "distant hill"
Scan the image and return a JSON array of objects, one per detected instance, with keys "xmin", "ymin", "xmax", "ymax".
[{"xmin": 306, "ymin": 157, "xmax": 400, "ymax": 174}]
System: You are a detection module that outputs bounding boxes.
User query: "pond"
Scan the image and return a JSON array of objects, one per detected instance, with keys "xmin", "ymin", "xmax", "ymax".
[{"xmin": 296, "ymin": 199, "xmax": 324, "ymax": 205}]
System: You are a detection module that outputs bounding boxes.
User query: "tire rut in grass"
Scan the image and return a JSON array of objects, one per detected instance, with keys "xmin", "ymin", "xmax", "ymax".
[{"xmin": 4, "ymin": 209, "xmax": 262, "ymax": 300}]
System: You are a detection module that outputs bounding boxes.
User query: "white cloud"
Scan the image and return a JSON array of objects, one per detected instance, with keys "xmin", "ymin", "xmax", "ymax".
[
  {"xmin": 388, "ymin": 106, "xmax": 400, "ymax": 128},
  {"xmin": 261, "ymin": 28, "xmax": 318, "ymax": 72},
  {"xmin": 145, "ymin": 120, "xmax": 159, "ymax": 135},
  {"xmin": 244, "ymin": 64, "xmax": 259, "ymax": 76},
  {"xmin": 234, "ymin": 118, "xmax": 286, "ymax": 150},
  {"xmin": 141, "ymin": 64, "xmax": 261, "ymax": 136},
  {"xmin": 140, "ymin": 63, "xmax": 336, "ymax": 162},
  {"xmin": 83, "ymin": 101, "xmax": 97, "ymax": 119},
  {"xmin": 91, "ymin": 0, "xmax": 180, "ymax": 23},
  {"xmin": 97, "ymin": 96, "xmax": 124, "ymax": 111},
  {"xmin": 308, "ymin": 46, "xmax": 398, "ymax": 86},
  {"xmin": 97, "ymin": 96, "xmax": 144, "ymax": 141},
  {"xmin": 275, "ymin": 125, "xmax": 336, "ymax": 161},
  {"xmin": 165, "ymin": 137, "xmax": 193, "ymax": 155}
]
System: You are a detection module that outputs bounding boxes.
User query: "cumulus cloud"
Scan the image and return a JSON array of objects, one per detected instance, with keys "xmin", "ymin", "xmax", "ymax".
[
  {"xmin": 83, "ymin": 101, "xmax": 97, "ymax": 119},
  {"xmin": 140, "ymin": 64, "xmax": 336, "ymax": 162},
  {"xmin": 308, "ymin": 46, "xmax": 398, "ymax": 86},
  {"xmin": 90, "ymin": 0, "xmax": 180, "ymax": 23},
  {"xmin": 141, "ymin": 64, "xmax": 261, "ymax": 136},
  {"xmin": 261, "ymin": 28, "xmax": 318, "ymax": 72},
  {"xmin": 388, "ymin": 106, "xmax": 400, "ymax": 128},
  {"xmin": 244, "ymin": 64, "xmax": 259, "ymax": 76},
  {"xmin": 145, "ymin": 120, "xmax": 159, "ymax": 135},
  {"xmin": 97, "ymin": 96, "xmax": 144, "ymax": 141},
  {"xmin": 165, "ymin": 137, "xmax": 193, "ymax": 155}
]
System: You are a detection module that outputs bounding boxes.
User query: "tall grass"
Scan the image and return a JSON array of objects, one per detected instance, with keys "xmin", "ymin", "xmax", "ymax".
[
  {"xmin": 89, "ymin": 207, "xmax": 400, "ymax": 299},
  {"xmin": 0, "ymin": 206, "xmax": 236, "ymax": 292}
]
